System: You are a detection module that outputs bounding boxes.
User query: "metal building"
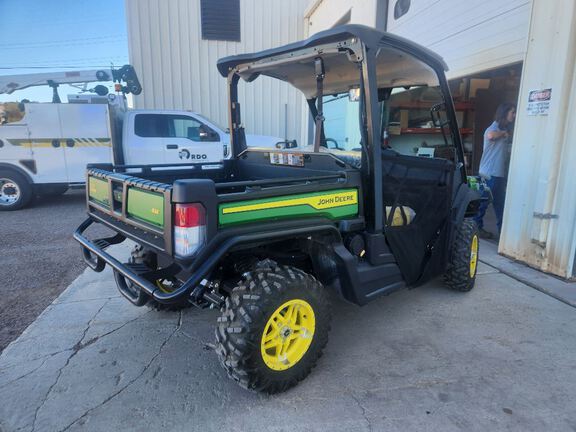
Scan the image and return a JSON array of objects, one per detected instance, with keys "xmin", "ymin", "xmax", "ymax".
[
  {"xmin": 125, "ymin": 0, "xmax": 310, "ymax": 142},
  {"xmin": 126, "ymin": 0, "xmax": 576, "ymax": 279}
]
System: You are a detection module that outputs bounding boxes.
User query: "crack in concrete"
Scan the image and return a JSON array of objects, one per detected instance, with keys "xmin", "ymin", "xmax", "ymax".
[
  {"xmin": 53, "ymin": 295, "xmax": 122, "ymax": 305},
  {"xmin": 71, "ymin": 310, "xmax": 151, "ymax": 354},
  {"xmin": 349, "ymin": 393, "xmax": 373, "ymax": 432},
  {"xmin": 178, "ymin": 329, "xmax": 211, "ymax": 348},
  {"xmin": 0, "ymin": 348, "xmax": 72, "ymax": 373},
  {"xmin": 58, "ymin": 311, "xmax": 183, "ymax": 432},
  {"xmin": 29, "ymin": 300, "xmax": 110, "ymax": 432},
  {"xmin": 0, "ymin": 356, "xmax": 52, "ymax": 390},
  {"xmin": 1, "ymin": 311, "xmax": 148, "ymax": 376}
]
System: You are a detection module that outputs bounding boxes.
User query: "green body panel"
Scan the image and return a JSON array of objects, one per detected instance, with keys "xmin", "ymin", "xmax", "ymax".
[
  {"xmin": 88, "ymin": 177, "xmax": 110, "ymax": 208},
  {"xmin": 127, "ymin": 188, "xmax": 164, "ymax": 227},
  {"xmin": 219, "ymin": 188, "xmax": 358, "ymax": 226}
]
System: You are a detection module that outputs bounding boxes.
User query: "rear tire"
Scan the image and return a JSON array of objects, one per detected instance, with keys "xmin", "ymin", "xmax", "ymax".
[
  {"xmin": 0, "ymin": 170, "xmax": 32, "ymax": 211},
  {"xmin": 444, "ymin": 218, "xmax": 479, "ymax": 292},
  {"xmin": 215, "ymin": 261, "xmax": 331, "ymax": 394},
  {"xmin": 129, "ymin": 245, "xmax": 192, "ymax": 312}
]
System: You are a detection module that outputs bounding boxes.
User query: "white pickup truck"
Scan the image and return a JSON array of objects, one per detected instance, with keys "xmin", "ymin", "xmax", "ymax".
[{"xmin": 0, "ymin": 66, "xmax": 282, "ymax": 210}]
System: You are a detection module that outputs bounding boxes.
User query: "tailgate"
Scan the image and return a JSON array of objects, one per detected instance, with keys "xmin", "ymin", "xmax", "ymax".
[{"xmin": 86, "ymin": 168, "xmax": 173, "ymax": 253}]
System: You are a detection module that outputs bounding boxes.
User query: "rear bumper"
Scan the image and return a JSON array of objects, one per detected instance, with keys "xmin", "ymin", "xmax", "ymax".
[
  {"xmin": 74, "ymin": 218, "xmax": 160, "ymax": 305},
  {"xmin": 75, "ymin": 216, "xmax": 344, "ymax": 307},
  {"xmin": 74, "ymin": 217, "xmax": 222, "ymax": 307}
]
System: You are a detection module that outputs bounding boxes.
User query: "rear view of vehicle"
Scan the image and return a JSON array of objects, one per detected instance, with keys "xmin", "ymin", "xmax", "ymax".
[{"xmin": 75, "ymin": 25, "xmax": 481, "ymax": 393}]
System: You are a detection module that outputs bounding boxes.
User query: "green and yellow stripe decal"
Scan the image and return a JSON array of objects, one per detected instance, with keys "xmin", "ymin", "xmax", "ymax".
[
  {"xmin": 219, "ymin": 189, "xmax": 358, "ymax": 226},
  {"xmin": 7, "ymin": 138, "xmax": 111, "ymax": 148}
]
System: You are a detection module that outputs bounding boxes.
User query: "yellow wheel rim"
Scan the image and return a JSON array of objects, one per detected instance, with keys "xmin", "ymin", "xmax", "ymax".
[
  {"xmin": 470, "ymin": 234, "xmax": 479, "ymax": 278},
  {"xmin": 155, "ymin": 279, "xmax": 176, "ymax": 294},
  {"xmin": 261, "ymin": 299, "xmax": 315, "ymax": 371}
]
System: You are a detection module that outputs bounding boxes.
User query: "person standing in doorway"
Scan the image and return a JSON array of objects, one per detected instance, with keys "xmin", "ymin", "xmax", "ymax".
[{"xmin": 475, "ymin": 102, "xmax": 516, "ymax": 238}]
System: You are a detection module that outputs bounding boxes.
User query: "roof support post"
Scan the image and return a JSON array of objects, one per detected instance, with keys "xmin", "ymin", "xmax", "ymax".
[
  {"xmin": 227, "ymin": 71, "xmax": 246, "ymax": 157},
  {"xmin": 361, "ymin": 46, "xmax": 383, "ymax": 233}
]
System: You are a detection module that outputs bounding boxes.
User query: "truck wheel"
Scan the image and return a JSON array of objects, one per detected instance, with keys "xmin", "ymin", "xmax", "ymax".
[
  {"xmin": 444, "ymin": 218, "xmax": 479, "ymax": 292},
  {"xmin": 129, "ymin": 245, "xmax": 191, "ymax": 312},
  {"xmin": 215, "ymin": 262, "xmax": 331, "ymax": 394},
  {"xmin": 0, "ymin": 170, "xmax": 32, "ymax": 211}
]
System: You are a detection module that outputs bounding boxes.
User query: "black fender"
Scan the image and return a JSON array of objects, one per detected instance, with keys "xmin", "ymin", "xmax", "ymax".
[
  {"xmin": 451, "ymin": 183, "xmax": 482, "ymax": 239},
  {"xmin": 0, "ymin": 162, "xmax": 34, "ymax": 183},
  {"xmin": 76, "ymin": 215, "xmax": 342, "ymax": 305}
]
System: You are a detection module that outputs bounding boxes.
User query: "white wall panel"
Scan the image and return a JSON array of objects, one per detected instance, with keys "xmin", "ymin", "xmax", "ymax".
[
  {"xmin": 386, "ymin": 0, "xmax": 531, "ymax": 78},
  {"xmin": 305, "ymin": 0, "xmax": 380, "ymax": 36},
  {"xmin": 500, "ymin": 0, "xmax": 576, "ymax": 279},
  {"xmin": 126, "ymin": 0, "xmax": 310, "ymax": 140}
]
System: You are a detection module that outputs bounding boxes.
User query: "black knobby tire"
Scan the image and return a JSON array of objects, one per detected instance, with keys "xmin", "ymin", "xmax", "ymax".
[
  {"xmin": 444, "ymin": 218, "xmax": 479, "ymax": 292},
  {"xmin": 122, "ymin": 245, "xmax": 192, "ymax": 312},
  {"xmin": 0, "ymin": 169, "xmax": 32, "ymax": 211},
  {"xmin": 215, "ymin": 262, "xmax": 331, "ymax": 394}
]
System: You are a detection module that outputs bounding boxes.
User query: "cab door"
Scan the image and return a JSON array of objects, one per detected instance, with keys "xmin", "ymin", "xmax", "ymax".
[
  {"xmin": 127, "ymin": 113, "xmax": 170, "ymax": 166},
  {"xmin": 127, "ymin": 113, "xmax": 224, "ymax": 167},
  {"xmin": 162, "ymin": 114, "xmax": 224, "ymax": 164}
]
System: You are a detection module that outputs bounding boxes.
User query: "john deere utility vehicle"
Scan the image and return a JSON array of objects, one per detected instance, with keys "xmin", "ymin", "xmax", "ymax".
[{"xmin": 75, "ymin": 25, "xmax": 481, "ymax": 393}]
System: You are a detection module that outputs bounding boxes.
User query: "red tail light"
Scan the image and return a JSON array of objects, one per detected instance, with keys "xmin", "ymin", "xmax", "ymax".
[
  {"xmin": 174, "ymin": 203, "xmax": 206, "ymax": 257},
  {"xmin": 175, "ymin": 203, "xmax": 206, "ymax": 228}
]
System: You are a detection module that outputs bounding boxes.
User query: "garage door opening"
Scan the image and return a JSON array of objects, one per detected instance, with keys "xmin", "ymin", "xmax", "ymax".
[{"xmin": 449, "ymin": 63, "xmax": 522, "ymax": 240}]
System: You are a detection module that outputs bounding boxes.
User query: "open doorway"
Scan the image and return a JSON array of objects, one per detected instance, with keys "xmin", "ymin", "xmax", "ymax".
[
  {"xmin": 383, "ymin": 63, "xmax": 522, "ymax": 240},
  {"xmin": 451, "ymin": 63, "xmax": 523, "ymax": 240}
]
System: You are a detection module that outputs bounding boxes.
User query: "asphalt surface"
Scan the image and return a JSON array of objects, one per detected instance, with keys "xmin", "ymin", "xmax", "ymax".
[{"xmin": 0, "ymin": 190, "xmax": 88, "ymax": 352}]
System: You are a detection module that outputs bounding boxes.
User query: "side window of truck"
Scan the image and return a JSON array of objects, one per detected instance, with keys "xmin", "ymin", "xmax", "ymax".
[
  {"xmin": 171, "ymin": 116, "xmax": 219, "ymax": 142},
  {"xmin": 134, "ymin": 114, "xmax": 220, "ymax": 142}
]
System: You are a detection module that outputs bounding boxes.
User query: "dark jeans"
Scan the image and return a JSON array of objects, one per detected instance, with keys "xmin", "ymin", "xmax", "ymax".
[{"xmin": 474, "ymin": 176, "xmax": 507, "ymax": 233}]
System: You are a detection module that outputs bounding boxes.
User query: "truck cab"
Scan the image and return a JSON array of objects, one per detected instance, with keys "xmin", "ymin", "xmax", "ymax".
[{"xmin": 120, "ymin": 110, "xmax": 227, "ymax": 167}]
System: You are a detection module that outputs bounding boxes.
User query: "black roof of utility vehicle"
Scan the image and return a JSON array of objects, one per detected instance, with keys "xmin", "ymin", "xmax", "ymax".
[{"xmin": 216, "ymin": 24, "xmax": 448, "ymax": 77}]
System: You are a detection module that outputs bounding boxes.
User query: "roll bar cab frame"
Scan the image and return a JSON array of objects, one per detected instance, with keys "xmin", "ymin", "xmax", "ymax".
[{"xmin": 218, "ymin": 25, "xmax": 468, "ymax": 237}]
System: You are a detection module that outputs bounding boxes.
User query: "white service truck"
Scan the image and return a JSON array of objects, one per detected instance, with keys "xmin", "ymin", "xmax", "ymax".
[{"xmin": 0, "ymin": 66, "xmax": 282, "ymax": 210}]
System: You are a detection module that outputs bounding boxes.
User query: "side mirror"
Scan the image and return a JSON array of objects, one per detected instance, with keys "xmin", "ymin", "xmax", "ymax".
[
  {"xmin": 430, "ymin": 102, "xmax": 449, "ymax": 127},
  {"xmin": 275, "ymin": 140, "xmax": 298, "ymax": 149},
  {"xmin": 349, "ymin": 88, "xmax": 361, "ymax": 102}
]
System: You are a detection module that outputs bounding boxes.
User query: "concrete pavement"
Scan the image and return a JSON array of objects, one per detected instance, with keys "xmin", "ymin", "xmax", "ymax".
[{"xmin": 1, "ymin": 245, "xmax": 576, "ymax": 431}]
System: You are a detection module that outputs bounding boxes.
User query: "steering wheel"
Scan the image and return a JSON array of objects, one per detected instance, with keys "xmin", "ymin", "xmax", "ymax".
[{"xmin": 324, "ymin": 138, "xmax": 342, "ymax": 150}]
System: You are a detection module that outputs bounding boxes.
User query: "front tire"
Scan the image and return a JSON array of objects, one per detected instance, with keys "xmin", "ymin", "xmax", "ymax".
[
  {"xmin": 444, "ymin": 218, "xmax": 479, "ymax": 292},
  {"xmin": 0, "ymin": 170, "xmax": 32, "ymax": 211},
  {"xmin": 215, "ymin": 262, "xmax": 331, "ymax": 394}
]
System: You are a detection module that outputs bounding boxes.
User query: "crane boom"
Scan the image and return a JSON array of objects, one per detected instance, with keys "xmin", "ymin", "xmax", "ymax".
[
  {"xmin": 0, "ymin": 65, "xmax": 141, "ymax": 102},
  {"xmin": 0, "ymin": 69, "xmax": 111, "ymax": 94}
]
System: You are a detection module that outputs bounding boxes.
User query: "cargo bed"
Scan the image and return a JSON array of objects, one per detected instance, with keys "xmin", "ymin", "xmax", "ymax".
[{"xmin": 83, "ymin": 150, "xmax": 362, "ymax": 258}]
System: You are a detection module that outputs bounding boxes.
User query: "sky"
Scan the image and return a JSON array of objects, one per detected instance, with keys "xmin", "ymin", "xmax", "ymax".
[{"xmin": 0, "ymin": 0, "xmax": 129, "ymax": 103}]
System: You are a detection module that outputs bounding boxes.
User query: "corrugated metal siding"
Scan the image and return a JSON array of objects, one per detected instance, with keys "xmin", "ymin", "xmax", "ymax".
[
  {"xmin": 386, "ymin": 0, "xmax": 532, "ymax": 79},
  {"xmin": 125, "ymin": 0, "xmax": 310, "ymax": 140},
  {"xmin": 499, "ymin": 0, "xmax": 576, "ymax": 279}
]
